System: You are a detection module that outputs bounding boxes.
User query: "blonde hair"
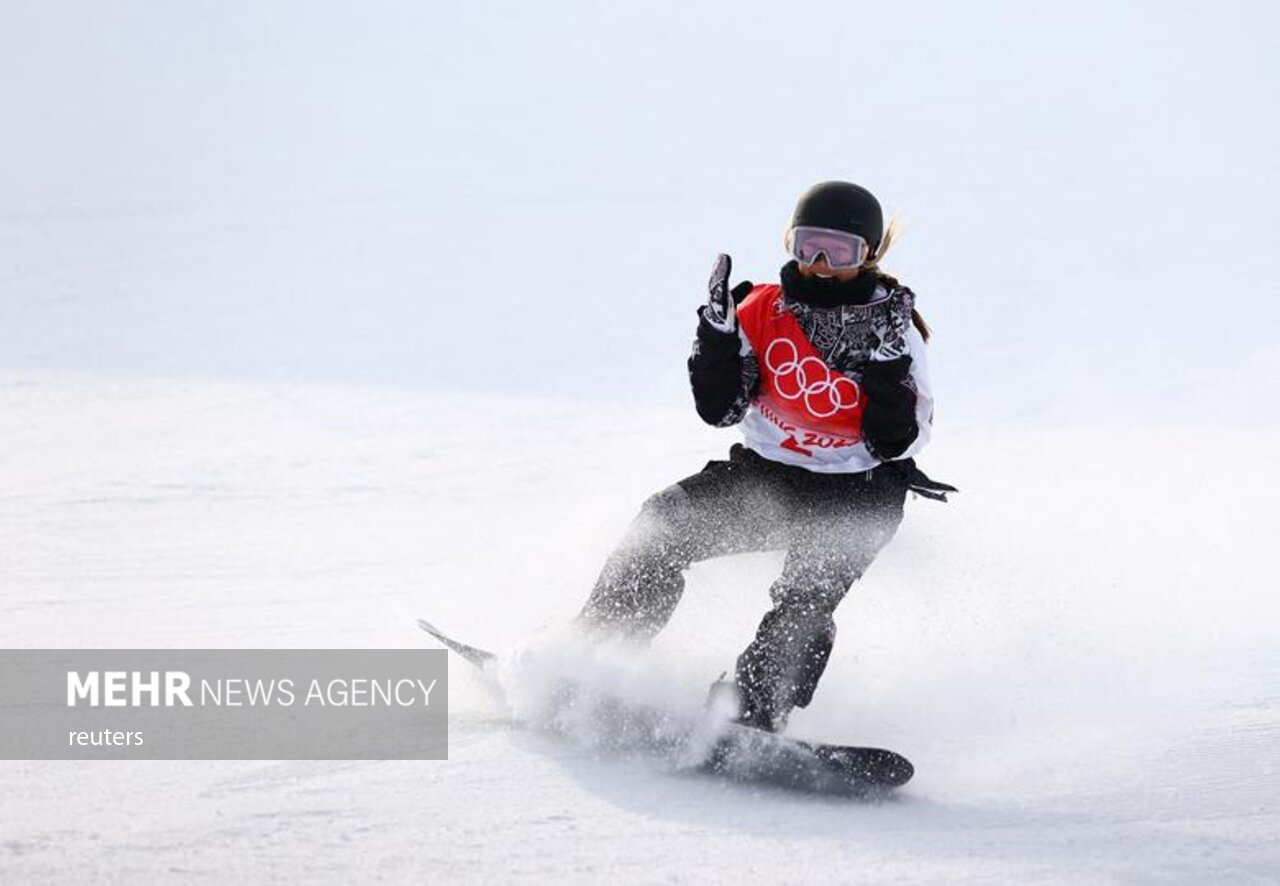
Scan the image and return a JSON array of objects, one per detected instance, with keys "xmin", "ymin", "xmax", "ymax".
[
  {"xmin": 867, "ymin": 213, "xmax": 904, "ymax": 269},
  {"xmin": 864, "ymin": 214, "xmax": 931, "ymax": 342}
]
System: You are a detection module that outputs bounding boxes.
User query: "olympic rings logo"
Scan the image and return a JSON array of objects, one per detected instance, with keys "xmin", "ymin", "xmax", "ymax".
[{"xmin": 763, "ymin": 339, "xmax": 860, "ymax": 419}]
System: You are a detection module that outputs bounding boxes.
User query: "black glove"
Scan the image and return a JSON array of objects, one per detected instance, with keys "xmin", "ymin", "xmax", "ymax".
[
  {"xmin": 859, "ymin": 356, "xmax": 918, "ymax": 459},
  {"xmin": 704, "ymin": 253, "xmax": 753, "ymax": 332}
]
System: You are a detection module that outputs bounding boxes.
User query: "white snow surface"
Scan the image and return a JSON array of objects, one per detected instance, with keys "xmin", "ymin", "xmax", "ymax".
[{"xmin": 2, "ymin": 373, "xmax": 1278, "ymax": 883}]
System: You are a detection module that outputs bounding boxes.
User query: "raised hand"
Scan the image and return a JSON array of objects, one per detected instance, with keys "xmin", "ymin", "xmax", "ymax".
[{"xmin": 705, "ymin": 253, "xmax": 737, "ymax": 332}]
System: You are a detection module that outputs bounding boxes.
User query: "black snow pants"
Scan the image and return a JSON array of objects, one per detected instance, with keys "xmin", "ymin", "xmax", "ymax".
[{"xmin": 579, "ymin": 443, "xmax": 910, "ymax": 731}]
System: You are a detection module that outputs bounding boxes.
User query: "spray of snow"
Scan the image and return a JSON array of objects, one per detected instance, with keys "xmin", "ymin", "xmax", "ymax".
[{"xmin": 489, "ymin": 625, "xmax": 729, "ymax": 768}]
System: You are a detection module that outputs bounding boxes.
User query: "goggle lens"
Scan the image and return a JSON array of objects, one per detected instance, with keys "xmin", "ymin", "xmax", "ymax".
[{"xmin": 790, "ymin": 227, "xmax": 869, "ymax": 270}]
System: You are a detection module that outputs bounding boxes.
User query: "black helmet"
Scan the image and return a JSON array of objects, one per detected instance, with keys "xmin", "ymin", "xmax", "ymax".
[{"xmin": 791, "ymin": 181, "xmax": 884, "ymax": 252}]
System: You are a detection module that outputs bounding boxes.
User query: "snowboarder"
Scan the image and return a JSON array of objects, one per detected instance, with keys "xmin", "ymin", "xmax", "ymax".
[{"xmin": 578, "ymin": 181, "xmax": 953, "ymax": 733}]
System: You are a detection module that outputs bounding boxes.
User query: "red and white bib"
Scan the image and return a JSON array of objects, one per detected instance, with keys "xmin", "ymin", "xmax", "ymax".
[{"xmin": 736, "ymin": 284, "xmax": 866, "ymax": 463}]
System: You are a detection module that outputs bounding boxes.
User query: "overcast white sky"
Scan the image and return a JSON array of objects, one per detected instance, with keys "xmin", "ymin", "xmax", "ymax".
[{"xmin": 2, "ymin": 1, "xmax": 1277, "ymax": 424}]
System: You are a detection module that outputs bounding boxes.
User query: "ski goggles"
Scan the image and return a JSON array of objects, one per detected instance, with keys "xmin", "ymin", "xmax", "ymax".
[{"xmin": 789, "ymin": 226, "xmax": 870, "ymax": 270}]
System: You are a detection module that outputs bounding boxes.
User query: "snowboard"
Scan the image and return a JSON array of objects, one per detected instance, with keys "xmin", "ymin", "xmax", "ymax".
[{"xmin": 418, "ymin": 618, "xmax": 913, "ymax": 796}]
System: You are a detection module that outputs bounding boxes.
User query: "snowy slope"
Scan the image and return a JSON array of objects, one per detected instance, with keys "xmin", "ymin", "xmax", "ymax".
[{"xmin": 2, "ymin": 373, "xmax": 1277, "ymax": 883}]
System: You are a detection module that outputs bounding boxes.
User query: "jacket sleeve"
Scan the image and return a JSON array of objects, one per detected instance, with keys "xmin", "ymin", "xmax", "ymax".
[
  {"xmin": 897, "ymin": 325, "xmax": 933, "ymax": 459},
  {"xmin": 860, "ymin": 285, "xmax": 934, "ymax": 461},
  {"xmin": 859, "ymin": 326, "xmax": 935, "ymax": 461},
  {"xmin": 687, "ymin": 307, "xmax": 760, "ymax": 427}
]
